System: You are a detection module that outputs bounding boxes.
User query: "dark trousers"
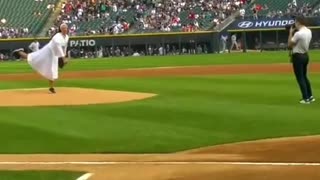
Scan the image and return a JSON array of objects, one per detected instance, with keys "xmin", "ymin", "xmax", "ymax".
[{"xmin": 292, "ymin": 53, "xmax": 313, "ymax": 100}]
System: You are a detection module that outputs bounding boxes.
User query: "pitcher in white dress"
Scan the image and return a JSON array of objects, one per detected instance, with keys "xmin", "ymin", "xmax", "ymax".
[{"xmin": 12, "ymin": 24, "xmax": 69, "ymax": 94}]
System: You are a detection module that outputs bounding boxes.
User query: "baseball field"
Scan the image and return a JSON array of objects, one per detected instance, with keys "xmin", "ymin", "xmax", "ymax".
[{"xmin": 0, "ymin": 51, "xmax": 320, "ymax": 180}]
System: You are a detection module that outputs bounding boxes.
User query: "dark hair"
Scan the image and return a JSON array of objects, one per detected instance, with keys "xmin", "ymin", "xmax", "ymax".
[{"xmin": 295, "ymin": 16, "xmax": 307, "ymax": 26}]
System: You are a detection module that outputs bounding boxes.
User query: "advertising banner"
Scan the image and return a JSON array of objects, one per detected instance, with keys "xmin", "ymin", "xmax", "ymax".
[{"xmin": 231, "ymin": 18, "xmax": 295, "ymax": 30}]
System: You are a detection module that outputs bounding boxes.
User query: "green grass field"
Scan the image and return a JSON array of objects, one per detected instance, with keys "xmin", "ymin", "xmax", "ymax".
[
  {"xmin": 0, "ymin": 51, "xmax": 320, "ymax": 154},
  {"xmin": 1, "ymin": 50, "xmax": 320, "ymax": 74},
  {"xmin": 0, "ymin": 171, "xmax": 83, "ymax": 180}
]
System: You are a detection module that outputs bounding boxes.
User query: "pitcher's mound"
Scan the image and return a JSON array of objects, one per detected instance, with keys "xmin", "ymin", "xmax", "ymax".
[{"xmin": 0, "ymin": 87, "xmax": 156, "ymax": 107}]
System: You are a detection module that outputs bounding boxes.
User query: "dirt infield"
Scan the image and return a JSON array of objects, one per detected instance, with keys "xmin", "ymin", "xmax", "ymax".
[
  {"xmin": 1, "ymin": 63, "xmax": 320, "ymax": 179},
  {"xmin": 0, "ymin": 136, "xmax": 320, "ymax": 180},
  {"xmin": 0, "ymin": 87, "xmax": 156, "ymax": 107},
  {"xmin": 0, "ymin": 63, "xmax": 319, "ymax": 81}
]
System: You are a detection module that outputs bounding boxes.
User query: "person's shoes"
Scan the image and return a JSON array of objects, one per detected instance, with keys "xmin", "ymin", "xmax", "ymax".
[
  {"xmin": 300, "ymin": 99, "xmax": 311, "ymax": 104},
  {"xmin": 309, "ymin": 96, "xmax": 316, "ymax": 102},
  {"xmin": 49, "ymin": 87, "xmax": 56, "ymax": 94},
  {"xmin": 11, "ymin": 48, "xmax": 24, "ymax": 59}
]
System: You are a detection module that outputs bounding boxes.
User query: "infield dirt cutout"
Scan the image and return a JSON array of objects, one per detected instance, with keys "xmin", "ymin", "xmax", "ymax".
[
  {"xmin": 0, "ymin": 87, "xmax": 156, "ymax": 107},
  {"xmin": 1, "ymin": 64, "xmax": 320, "ymax": 179},
  {"xmin": 0, "ymin": 136, "xmax": 320, "ymax": 180}
]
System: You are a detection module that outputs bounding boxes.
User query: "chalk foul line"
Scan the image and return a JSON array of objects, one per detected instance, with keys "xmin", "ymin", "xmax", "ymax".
[
  {"xmin": 0, "ymin": 161, "xmax": 320, "ymax": 166},
  {"xmin": 76, "ymin": 173, "xmax": 93, "ymax": 180}
]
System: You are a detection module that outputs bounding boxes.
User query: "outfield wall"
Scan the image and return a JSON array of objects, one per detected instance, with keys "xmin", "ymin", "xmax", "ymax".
[
  {"xmin": 227, "ymin": 27, "xmax": 320, "ymax": 52},
  {"xmin": 0, "ymin": 31, "xmax": 220, "ymax": 58},
  {"xmin": 2, "ymin": 18, "xmax": 320, "ymax": 59},
  {"xmin": 226, "ymin": 17, "xmax": 320, "ymax": 52}
]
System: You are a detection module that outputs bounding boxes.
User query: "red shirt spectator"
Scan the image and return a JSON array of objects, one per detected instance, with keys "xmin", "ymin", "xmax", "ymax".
[
  {"xmin": 188, "ymin": 11, "xmax": 196, "ymax": 20},
  {"xmin": 187, "ymin": 24, "xmax": 193, "ymax": 32},
  {"xmin": 123, "ymin": 22, "xmax": 129, "ymax": 31},
  {"xmin": 255, "ymin": 4, "xmax": 263, "ymax": 11},
  {"xmin": 76, "ymin": 2, "xmax": 82, "ymax": 10},
  {"xmin": 65, "ymin": 3, "xmax": 73, "ymax": 14},
  {"xmin": 171, "ymin": 16, "xmax": 180, "ymax": 26}
]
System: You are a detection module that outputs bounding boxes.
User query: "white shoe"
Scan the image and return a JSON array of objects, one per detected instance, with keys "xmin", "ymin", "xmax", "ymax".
[
  {"xmin": 300, "ymin": 99, "xmax": 311, "ymax": 104},
  {"xmin": 309, "ymin": 96, "xmax": 316, "ymax": 102}
]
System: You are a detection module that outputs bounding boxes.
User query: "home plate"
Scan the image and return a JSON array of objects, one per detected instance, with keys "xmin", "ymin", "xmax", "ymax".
[{"xmin": 0, "ymin": 87, "xmax": 157, "ymax": 107}]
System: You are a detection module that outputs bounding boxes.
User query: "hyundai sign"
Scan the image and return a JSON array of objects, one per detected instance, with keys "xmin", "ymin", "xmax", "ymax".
[{"xmin": 231, "ymin": 18, "xmax": 295, "ymax": 30}]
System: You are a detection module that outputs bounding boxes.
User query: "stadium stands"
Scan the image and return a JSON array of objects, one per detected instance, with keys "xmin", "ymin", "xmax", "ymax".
[
  {"xmin": 49, "ymin": 0, "xmax": 139, "ymax": 36},
  {"xmin": 0, "ymin": 0, "xmax": 255, "ymax": 37},
  {"xmin": 2, "ymin": 0, "xmax": 320, "ymax": 39},
  {"xmin": 0, "ymin": 0, "xmax": 58, "ymax": 38},
  {"xmin": 49, "ymin": 0, "xmax": 248, "ymax": 36},
  {"xmin": 244, "ymin": 0, "xmax": 320, "ymax": 19},
  {"xmin": 310, "ymin": 2, "xmax": 320, "ymax": 16}
]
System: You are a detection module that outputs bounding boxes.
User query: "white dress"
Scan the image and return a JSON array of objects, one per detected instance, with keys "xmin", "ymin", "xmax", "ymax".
[{"xmin": 27, "ymin": 33, "xmax": 69, "ymax": 81}]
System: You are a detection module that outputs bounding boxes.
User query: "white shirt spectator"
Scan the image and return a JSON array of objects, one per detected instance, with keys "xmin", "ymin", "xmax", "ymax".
[
  {"xmin": 113, "ymin": 4, "xmax": 118, "ymax": 12},
  {"xmin": 113, "ymin": 25, "xmax": 119, "ymax": 34},
  {"xmin": 240, "ymin": 9, "xmax": 245, "ymax": 17},
  {"xmin": 1, "ymin": 18, "xmax": 6, "ymax": 24},
  {"xmin": 165, "ymin": 26, "xmax": 171, "ymax": 31},
  {"xmin": 77, "ymin": 8, "xmax": 83, "ymax": 17}
]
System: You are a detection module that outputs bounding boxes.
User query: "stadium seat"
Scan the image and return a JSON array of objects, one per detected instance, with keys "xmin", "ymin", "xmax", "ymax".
[
  {"xmin": 246, "ymin": 0, "xmax": 320, "ymax": 17},
  {"xmin": 68, "ymin": 8, "xmax": 136, "ymax": 35},
  {"xmin": 0, "ymin": 0, "xmax": 59, "ymax": 36}
]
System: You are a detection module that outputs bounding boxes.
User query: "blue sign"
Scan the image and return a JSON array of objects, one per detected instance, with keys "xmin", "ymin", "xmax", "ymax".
[{"xmin": 231, "ymin": 18, "xmax": 295, "ymax": 30}]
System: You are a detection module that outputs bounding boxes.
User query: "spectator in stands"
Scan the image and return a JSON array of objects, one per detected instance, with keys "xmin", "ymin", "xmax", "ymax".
[
  {"xmin": 0, "ymin": 27, "xmax": 29, "ymax": 39},
  {"xmin": 240, "ymin": 8, "xmax": 246, "ymax": 19},
  {"xmin": 50, "ymin": 0, "xmax": 245, "ymax": 35},
  {"xmin": 47, "ymin": 3, "xmax": 55, "ymax": 11},
  {"xmin": 253, "ymin": 1, "xmax": 315, "ymax": 19},
  {"xmin": 1, "ymin": 18, "xmax": 6, "ymax": 24},
  {"xmin": 251, "ymin": 3, "xmax": 265, "ymax": 19},
  {"xmin": 312, "ymin": 5, "xmax": 320, "ymax": 16},
  {"xmin": 54, "ymin": 0, "xmax": 135, "ymax": 36},
  {"xmin": 299, "ymin": 3, "xmax": 313, "ymax": 16},
  {"xmin": 135, "ymin": 0, "xmax": 242, "ymax": 33},
  {"xmin": 1, "ymin": 19, "xmax": 30, "ymax": 39}
]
